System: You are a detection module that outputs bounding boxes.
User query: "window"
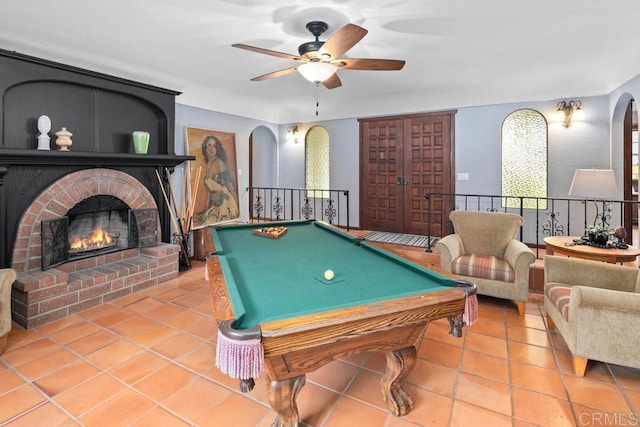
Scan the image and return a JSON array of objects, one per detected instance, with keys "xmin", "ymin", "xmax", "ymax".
[
  {"xmin": 305, "ymin": 126, "xmax": 330, "ymax": 198},
  {"xmin": 502, "ymin": 109, "xmax": 547, "ymax": 209}
]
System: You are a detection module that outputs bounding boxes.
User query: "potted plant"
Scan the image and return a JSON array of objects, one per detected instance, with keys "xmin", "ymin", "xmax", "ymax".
[{"xmin": 585, "ymin": 225, "xmax": 613, "ymax": 245}]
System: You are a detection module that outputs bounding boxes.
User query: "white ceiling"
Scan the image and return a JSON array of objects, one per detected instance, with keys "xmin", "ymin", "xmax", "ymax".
[{"xmin": 2, "ymin": 0, "xmax": 640, "ymax": 124}]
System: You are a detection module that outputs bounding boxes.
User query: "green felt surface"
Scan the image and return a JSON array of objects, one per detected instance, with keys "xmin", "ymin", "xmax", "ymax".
[{"xmin": 210, "ymin": 221, "xmax": 456, "ymax": 329}]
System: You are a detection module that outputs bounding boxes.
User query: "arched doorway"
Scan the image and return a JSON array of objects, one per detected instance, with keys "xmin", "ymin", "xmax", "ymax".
[{"xmin": 613, "ymin": 95, "xmax": 638, "ymax": 243}]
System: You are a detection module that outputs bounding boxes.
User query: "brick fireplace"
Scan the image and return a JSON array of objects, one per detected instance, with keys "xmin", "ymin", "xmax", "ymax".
[{"xmin": 10, "ymin": 169, "xmax": 179, "ymax": 328}]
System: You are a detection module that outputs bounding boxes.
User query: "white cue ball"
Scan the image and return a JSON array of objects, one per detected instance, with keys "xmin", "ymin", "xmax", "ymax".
[{"xmin": 324, "ymin": 269, "xmax": 335, "ymax": 280}]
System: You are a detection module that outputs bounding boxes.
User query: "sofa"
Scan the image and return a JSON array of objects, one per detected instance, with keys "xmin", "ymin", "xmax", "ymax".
[
  {"xmin": 544, "ymin": 255, "xmax": 640, "ymax": 376},
  {"xmin": 435, "ymin": 210, "xmax": 535, "ymax": 315},
  {"xmin": 0, "ymin": 268, "xmax": 17, "ymax": 353}
]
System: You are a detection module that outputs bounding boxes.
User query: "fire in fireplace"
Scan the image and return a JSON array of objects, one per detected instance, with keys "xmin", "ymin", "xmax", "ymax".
[
  {"xmin": 41, "ymin": 195, "xmax": 158, "ymax": 270},
  {"xmin": 69, "ymin": 225, "xmax": 117, "ymax": 254}
]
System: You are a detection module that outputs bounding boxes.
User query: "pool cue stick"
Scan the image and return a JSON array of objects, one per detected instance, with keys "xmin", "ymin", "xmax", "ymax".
[
  {"xmin": 155, "ymin": 169, "xmax": 181, "ymax": 234},
  {"xmin": 155, "ymin": 169, "xmax": 190, "ymax": 265},
  {"xmin": 165, "ymin": 167, "xmax": 186, "ymax": 236}
]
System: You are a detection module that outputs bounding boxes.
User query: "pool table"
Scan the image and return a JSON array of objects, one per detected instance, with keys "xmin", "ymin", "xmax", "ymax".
[{"xmin": 206, "ymin": 220, "xmax": 475, "ymax": 427}]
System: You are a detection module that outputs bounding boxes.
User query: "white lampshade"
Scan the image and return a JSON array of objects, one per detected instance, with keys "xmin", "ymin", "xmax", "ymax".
[
  {"xmin": 568, "ymin": 168, "xmax": 618, "ymax": 199},
  {"xmin": 297, "ymin": 62, "xmax": 337, "ymax": 83}
]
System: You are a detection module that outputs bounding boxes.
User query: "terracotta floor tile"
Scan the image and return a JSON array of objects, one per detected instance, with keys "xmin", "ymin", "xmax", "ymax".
[
  {"xmin": 344, "ymin": 368, "xmax": 385, "ymax": 409},
  {"xmin": 150, "ymin": 331, "xmax": 203, "ymax": 359},
  {"xmin": 33, "ymin": 359, "xmax": 101, "ymax": 397},
  {"xmin": 4, "ymin": 328, "xmax": 43, "ymax": 353},
  {"xmin": 323, "ymin": 395, "xmax": 389, "ymax": 427},
  {"xmin": 407, "ymin": 359, "xmax": 457, "ymax": 396},
  {"xmin": 81, "ymin": 305, "xmax": 135, "ymax": 328},
  {"xmin": 450, "ymin": 400, "xmax": 512, "ymax": 427},
  {"xmin": 133, "ymin": 405, "xmax": 192, "ymax": 427},
  {"xmin": 362, "ymin": 351, "xmax": 387, "ymax": 373},
  {"xmin": 609, "ymin": 365, "xmax": 640, "ymax": 390},
  {"xmin": 296, "ymin": 382, "xmax": 341, "ymax": 426},
  {"xmin": 512, "ymin": 387, "xmax": 575, "ymax": 426},
  {"xmin": 183, "ymin": 317, "xmax": 218, "ymax": 340},
  {"xmin": 507, "ymin": 324, "xmax": 551, "ymax": 347},
  {"xmin": 466, "ymin": 317, "xmax": 506, "ymax": 339},
  {"xmin": 79, "ymin": 389, "xmax": 156, "ymax": 426},
  {"xmin": 417, "ymin": 337, "xmax": 463, "ymax": 368},
  {"xmin": 128, "ymin": 323, "xmax": 176, "ymax": 347},
  {"xmin": 455, "ymin": 372, "xmax": 512, "ymax": 416},
  {"xmin": 510, "ymin": 361, "xmax": 567, "ymax": 398},
  {"xmin": 107, "ymin": 314, "xmax": 157, "ymax": 337},
  {"xmin": 34, "ymin": 315, "xmax": 84, "ymax": 336},
  {"xmin": 464, "ymin": 331, "xmax": 508, "ymax": 358},
  {"xmin": 563, "ymin": 375, "xmax": 632, "ymax": 414},
  {"xmin": 506, "ymin": 311, "xmax": 547, "ymax": 330},
  {"xmin": 152, "ymin": 287, "xmax": 192, "ymax": 303},
  {"xmin": 85, "ymin": 339, "xmax": 144, "ymax": 370},
  {"xmin": 624, "ymin": 388, "xmax": 640, "ymax": 413},
  {"xmin": 143, "ymin": 302, "xmax": 186, "ymax": 322},
  {"xmin": 48, "ymin": 322, "xmax": 102, "ymax": 345},
  {"xmin": 54, "ymin": 373, "xmax": 127, "ymax": 417},
  {"xmin": 162, "ymin": 377, "xmax": 231, "ymax": 421},
  {"xmin": 65, "ymin": 329, "xmax": 120, "ymax": 356},
  {"xmin": 401, "ymin": 383, "xmax": 453, "ymax": 425},
  {"xmin": 133, "ymin": 363, "xmax": 197, "ymax": 402},
  {"xmin": 0, "ymin": 369, "xmax": 27, "ymax": 394},
  {"xmin": 174, "ymin": 341, "xmax": 217, "ymax": 374},
  {"xmin": 307, "ymin": 359, "xmax": 359, "ymax": 393},
  {"xmin": 1, "ymin": 337, "xmax": 60, "ymax": 366},
  {"xmin": 13, "ymin": 348, "xmax": 78, "ymax": 380},
  {"xmin": 508, "ymin": 341, "xmax": 557, "ymax": 369},
  {"xmin": 461, "ymin": 349, "xmax": 509, "ymax": 383},
  {"xmin": 163, "ymin": 309, "xmax": 209, "ymax": 329},
  {"xmin": 0, "ymin": 385, "xmax": 47, "ymax": 423},
  {"xmin": 425, "ymin": 319, "xmax": 464, "ymax": 347},
  {"xmin": 2, "ymin": 401, "xmax": 74, "ymax": 427},
  {"xmin": 199, "ymin": 393, "xmax": 270, "ymax": 427},
  {"xmin": 108, "ymin": 351, "xmax": 169, "ymax": 385},
  {"xmin": 124, "ymin": 296, "xmax": 166, "ymax": 314}
]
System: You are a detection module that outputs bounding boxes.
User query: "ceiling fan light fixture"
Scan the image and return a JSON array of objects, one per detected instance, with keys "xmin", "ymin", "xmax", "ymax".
[{"xmin": 297, "ymin": 62, "xmax": 337, "ymax": 83}]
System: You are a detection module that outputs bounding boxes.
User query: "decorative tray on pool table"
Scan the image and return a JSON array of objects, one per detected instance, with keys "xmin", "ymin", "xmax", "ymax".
[{"xmin": 253, "ymin": 226, "xmax": 288, "ymax": 239}]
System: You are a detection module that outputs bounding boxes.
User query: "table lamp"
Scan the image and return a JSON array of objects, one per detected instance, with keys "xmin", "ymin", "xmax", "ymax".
[{"xmin": 568, "ymin": 168, "xmax": 618, "ymax": 227}]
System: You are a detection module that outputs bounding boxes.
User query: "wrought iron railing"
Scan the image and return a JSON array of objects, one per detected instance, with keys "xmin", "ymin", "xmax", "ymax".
[
  {"xmin": 425, "ymin": 193, "xmax": 639, "ymax": 258},
  {"xmin": 247, "ymin": 187, "xmax": 350, "ymax": 230}
]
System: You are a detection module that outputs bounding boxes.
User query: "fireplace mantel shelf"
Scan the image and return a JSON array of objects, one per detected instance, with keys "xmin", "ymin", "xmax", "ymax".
[{"xmin": 0, "ymin": 149, "xmax": 194, "ymax": 167}]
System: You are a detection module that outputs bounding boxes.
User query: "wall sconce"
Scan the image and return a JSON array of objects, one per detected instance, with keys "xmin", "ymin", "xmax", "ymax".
[
  {"xmin": 557, "ymin": 100, "xmax": 582, "ymax": 127},
  {"xmin": 287, "ymin": 125, "xmax": 300, "ymax": 143}
]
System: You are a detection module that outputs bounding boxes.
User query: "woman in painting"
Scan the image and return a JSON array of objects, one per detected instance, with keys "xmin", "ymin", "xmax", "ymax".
[{"xmin": 198, "ymin": 135, "xmax": 239, "ymax": 225}]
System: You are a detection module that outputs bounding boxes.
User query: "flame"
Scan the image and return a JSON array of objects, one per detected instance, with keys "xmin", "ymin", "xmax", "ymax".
[{"xmin": 70, "ymin": 225, "xmax": 114, "ymax": 251}]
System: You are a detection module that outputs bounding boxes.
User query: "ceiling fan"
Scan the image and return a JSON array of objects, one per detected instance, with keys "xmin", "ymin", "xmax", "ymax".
[{"xmin": 232, "ymin": 21, "xmax": 406, "ymax": 89}]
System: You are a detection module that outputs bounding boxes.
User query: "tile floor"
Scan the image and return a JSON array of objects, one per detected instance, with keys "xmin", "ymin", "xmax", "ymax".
[{"xmin": 1, "ymin": 260, "xmax": 640, "ymax": 426}]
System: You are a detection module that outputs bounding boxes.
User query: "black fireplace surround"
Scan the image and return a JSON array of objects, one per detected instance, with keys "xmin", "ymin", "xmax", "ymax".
[{"xmin": 0, "ymin": 49, "xmax": 194, "ymax": 270}]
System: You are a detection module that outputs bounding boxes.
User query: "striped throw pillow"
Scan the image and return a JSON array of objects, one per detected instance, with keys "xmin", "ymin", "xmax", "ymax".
[{"xmin": 545, "ymin": 283, "xmax": 572, "ymax": 322}]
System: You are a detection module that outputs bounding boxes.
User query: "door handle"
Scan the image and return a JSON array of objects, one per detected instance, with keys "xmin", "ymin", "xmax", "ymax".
[
  {"xmin": 404, "ymin": 176, "xmax": 410, "ymax": 185},
  {"xmin": 396, "ymin": 176, "xmax": 403, "ymax": 185}
]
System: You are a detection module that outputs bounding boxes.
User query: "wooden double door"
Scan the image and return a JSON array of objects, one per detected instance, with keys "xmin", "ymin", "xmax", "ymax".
[{"xmin": 359, "ymin": 111, "xmax": 456, "ymax": 235}]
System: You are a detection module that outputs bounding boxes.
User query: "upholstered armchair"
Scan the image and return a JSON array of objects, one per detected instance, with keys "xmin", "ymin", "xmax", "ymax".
[
  {"xmin": 434, "ymin": 211, "xmax": 535, "ymax": 315},
  {"xmin": 0, "ymin": 268, "xmax": 17, "ymax": 353},
  {"xmin": 544, "ymin": 255, "xmax": 640, "ymax": 376}
]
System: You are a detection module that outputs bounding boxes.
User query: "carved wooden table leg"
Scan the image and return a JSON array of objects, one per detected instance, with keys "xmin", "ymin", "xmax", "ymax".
[
  {"xmin": 381, "ymin": 346, "xmax": 417, "ymax": 416},
  {"xmin": 266, "ymin": 375, "xmax": 306, "ymax": 427}
]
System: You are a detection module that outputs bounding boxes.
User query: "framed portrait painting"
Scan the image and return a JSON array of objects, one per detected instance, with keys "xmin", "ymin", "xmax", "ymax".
[{"xmin": 185, "ymin": 126, "xmax": 240, "ymax": 229}]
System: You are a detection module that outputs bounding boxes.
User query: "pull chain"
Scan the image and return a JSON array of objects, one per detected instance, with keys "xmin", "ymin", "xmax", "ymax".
[{"xmin": 315, "ymin": 83, "xmax": 320, "ymax": 116}]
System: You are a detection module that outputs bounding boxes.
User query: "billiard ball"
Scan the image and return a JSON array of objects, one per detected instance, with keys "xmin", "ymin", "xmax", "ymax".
[{"xmin": 324, "ymin": 269, "xmax": 334, "ymax": 280}]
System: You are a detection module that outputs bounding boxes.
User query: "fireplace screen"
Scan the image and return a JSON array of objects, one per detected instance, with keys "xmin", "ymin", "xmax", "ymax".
[{"xmin": 41, "ymin": 196, "xmax": 158, "ymax": 270}]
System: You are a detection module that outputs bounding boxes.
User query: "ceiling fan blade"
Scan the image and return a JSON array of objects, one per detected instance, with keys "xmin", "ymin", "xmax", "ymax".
[
  {"xmin": 250, "ymin": 67, "xmax": 299, "ymax": 81},
  {"xmin": 335, "ymin": 58, "xmax": 406, "ymax": 71},
  {"xmin": 319, "ymin": 24, "xmax": 368, "ymax": 58},
  {"xmin": 322, "ymin": 73, "xmax": 342, "ymax": 89},
  {"xmin": 232, "ymin": 43, "xmax": 301, "ymax": 61}
]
